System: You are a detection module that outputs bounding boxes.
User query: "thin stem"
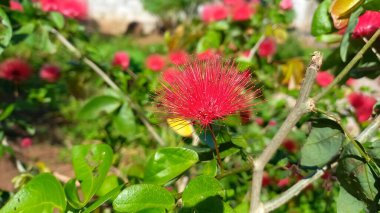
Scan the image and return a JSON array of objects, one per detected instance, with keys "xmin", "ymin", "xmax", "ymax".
[
  {"xmin": 313, "ymin": 29, "xmax": 380, "ymax": 102},
  {"xmin": 216, "ymin": 163, "xmax": 252, "ymax": 179},
  {"xmin": 248, "ymin": 35, "xmax": 265, "ymax": 60},
  {"xmin": 363, "ymin": 37, "xmax": 380, "ymax": 60},
  {"xmin": 209, "ymin": 125, "xmax": 224, "ymax": 173},
  {"xmin": 50, "ymin": 28, "xmax": 165, "ymax": 146}
]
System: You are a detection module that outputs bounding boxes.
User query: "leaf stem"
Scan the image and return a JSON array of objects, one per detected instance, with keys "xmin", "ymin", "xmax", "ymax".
[{"xmin": 208, "ymin": 125, "xmax": 224, "ymax": 173}]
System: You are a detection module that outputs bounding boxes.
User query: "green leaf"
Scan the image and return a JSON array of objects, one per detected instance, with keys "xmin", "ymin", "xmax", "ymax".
[
  {"xmin": 83, "ymin": 184, "xmax": 124, "ymax": 213},
  {"xmin": 311, "ymin": 0, "xmax": 334, "ymax": 36},
  {"xmin": 231, "ymin": 136, "xmax": 248, "ymax": 148},
  {"xmin": 96, "ymin": 175, "xmax": 122, "ymax": 197},
  {"xmin": 300, "ymin": 120, "xmax": 345, "ymax": 167},
  {"xmin": 112, "ymin": 103, "xmax": 136, "ymax": 138},
  {"xmin": 340, "ymin": 7, "xmax": 363, "ymax": 62},
  {"xmin": 1, "ymin": 173, "xmax": 66, "ymax": 212},
  {"xmin": 49, "ymin": 12, "xmax": 65, "ymax": 29},
  {"xmin": 113, "ymin": 184, "xmax": 175, "ymax": 212},
  {"xmin": 337, "ymin": 187, "xmax": 366, "ymax": 213},
  {"xmin": 182, "ymin": 175, "xmax": 224, "ymax": 207},
  {"xmin": 78, "ymin": 95, "xmax": 121, "ymax": 120},
  {"xmin": 363, "ymin": 0, "xmax": 380, "ymax": 10},
  {"xmin": 0, "ymin": 104, "xmax": 15, "ymax": 121},
  {"xmin": 200, "ymin": 160, "xmax": 218, "ymax": 177},
  {"xmin": 196, "ymin": 31, "xmax": 222, "ymax": 53},
  {"xmin": 0, "ymin": 7, "xmax": 13, "ymax": 55},
  {"xmin": 144, "ymin": 147, "xmax": 199, "ymax": 185},
  {"xmin": 65, "ymin": 144, "xmax": 113, "ymax": 208}
]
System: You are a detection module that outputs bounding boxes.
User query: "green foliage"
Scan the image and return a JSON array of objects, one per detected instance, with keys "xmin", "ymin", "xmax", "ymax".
[
  {"xmin": 311, "ymin": 0, "xmax": 334, "ymax": 36},
  {"xmin": 78, "ymin": 95, "xmax": 122, "ymax": 120},
  {"xmin": 0, "ymin": 7, "xmax": 12, "ymax": 55},
  {"xmin": 336, "ymin": 187, "xmax": 366, "ymax": 213}
]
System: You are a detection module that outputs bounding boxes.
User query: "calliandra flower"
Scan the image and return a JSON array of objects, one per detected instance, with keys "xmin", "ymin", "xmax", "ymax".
[
  {"xmin": 58, "ymin": 0, "xmax": 87, "ymax": 19},
  {"xmin": 268, "ymin": 120, "xmax": 277, "ymax": 126},
  {"xmin": 10, "ymin": 0, "xmax": 23, "ymax": 11},
  {"xmin": 40, "ymin": 65, "xmax": 60, "ymax": 83},
  {"xmin": 40, "ymin": 0, "xmax": 59, "ymax": 12},
  {"xmin": 201, "ymin": 4, "xmax": 228, "ymax": 23},
  {"xmin": 146, "ymin": 54, "xmax": 165, "ymax": 71},
  {"xmin": 348, "ymin": 92, "xmax": 376, "ymax": 122},
  {"xmin": 20, "ymin": 137, "xmax": 33, "ymax": 148},
  {"xmin": 162, "ymin": 68, "xmax": 182, "ymax": 84},
  {"xmin": 258, "ymin": 38, "xmax": 277, "ymax": 58},
  {"xmin": 283, "ymin": 139, "xmax": 297, "ymax": 153},
  {"xmin": 156, "ymin": 57, "xmax": 256, "ymax": 127},
  {"xmin": 352, "ymin": 11, "xmax": 380, "ymax": 38},
  {"xmin": 262, "ymin": 172, "xmax": 271, "ymax": 187},
  {"xmin": 277, "ymin": 177, "xmax": 290, "ymax": 188},
  {"xmin": 279, "ymin": 0, "xmax": 293, "ymax": 10},
  {"xmin": 346, "ymin": 78, "xmax": 355, "ymax": 86},
  {"xmin": 112, "ymin": 51, "xmax": 130, "ymax": 70},
  {"xmin": 231, "ymin": 3, "xmax": 254, "ymax": 21},
  {"xmin": 255, "ymin": 117, "xmax": 264, "ymax": 126},
  {"xmin": 169, "ymin": 51, "xmax": 189, "ymax": 66},
  {"xmin": 316, "ymin": 71, "xmax": 334, "ymax": 87},
  {"xmin": 224, "ymin": 0, "xmax": 244, "ymax": 5},
  {"xmin": 197, "ymin": 49, "xmax": 218, "ymax": 61},
  {"xmin": 0, "ymin": 58, "xmax": 32, "ymax": 82}
]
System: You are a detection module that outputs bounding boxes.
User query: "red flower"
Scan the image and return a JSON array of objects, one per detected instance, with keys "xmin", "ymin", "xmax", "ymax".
[
  {"xmin": 40, "ymin": 65, "xmax": 60, "ymax": 83},
  {"xmin": 277, "ymin": 177, "xmax": 290, "ymax": 188},
  {"xmin": 20, "ymin": 137, "xmax": 33, "ymax": 148},
  {"xmin": 197, "ymin": 49, "xmax": 218, "ymax": 61},
  {"xmin": 255, "ymin": 117, "xmax": 264, "ymax": 126},
  {"xmin": 112, "ymin": 51, "xmax": 130, "ymax": 70},
  {"xmin": 231, "ymin": 3, "xmax": 254, "ymax": 21},
  {"xmin": 40, "ymin": 0, "xmax": 60, "ymax": 12},
  {"xmin": 346, "ymin": 78, "xmax": 355, "ymax": 86},
  {"xmin": 169, "ymin": 51, "xmax": 189, "ymax": 66},
  {"xmin": 279, "ymin": 0, "xmax": 293, "ymax": 10},
  {"xmin": 352, "ymin": 11, "xmax": 380, "ymax": 38},
  {"xmin": 156, "ymin": 57, "xmax": 256, "ymax": 127},
  {"xmin": 162, "ymin": 68, "xmax": 182, "ymax": 84},
  {"xmin": 58, "ymin": 0, "xmax": 87, "ymax": 19},
  {"xmin": 201, "ymin": 4, "xmax": 228, "ymax": 23},
  {"xmin": 316, "ymin": 71, "xmax": 334, "ymax": 87},
  {"xmin": 240, "ymin": 110, "xmax": 251, "ymax": 125},
  {"xmin": 348, "ymin": 92, "xmax": 376, "ymax": 122},
  {"xmin": 0, "ymin": 58, "xmax": 32, "ymax": 82},
  {"xmin": 262, "ymin": 172, "xmax": 271, "ymax": 187},
  {"xmin": 146, "ymin": 54, "xmax": 165, "ymax": 71},
  {"xmin": 224, "ymin": 0, "xmax": 244, "ymax": 5},
  {"xmin": 268, "ymin": 120, "xmax": 277, "ymax": 126},
  {"xmin": 283, "ymin": 139, "xmax": 297, "ymax": 153},
  {"xmin": 258, "ymin": 38, "xmax": 277, "ymax": 58},
  {"xmin": 10, "ymin": 0, "xmax": 23, "ymax": 11}
]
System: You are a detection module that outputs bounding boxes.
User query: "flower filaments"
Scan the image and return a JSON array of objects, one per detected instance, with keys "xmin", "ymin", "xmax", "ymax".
[{"xmin": 156, "ymin": 57, "xmax": 256, "ymax": 128}]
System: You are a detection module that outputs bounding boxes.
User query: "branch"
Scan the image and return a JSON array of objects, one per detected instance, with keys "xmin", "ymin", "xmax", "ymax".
[
  {"xmin": 50, "ymin": 28, "xmax": 165, "ymax": 146},
  {"xmin": 313, "ymin": 29, "xmax": 380, "ymax": 102},
  {"xmin": 263, "ymin": 114, "xmax": 380, "ymax": 212},
  {"xmin": 249, "ymin": 52, "xmax": 322, "ymax": 213}
]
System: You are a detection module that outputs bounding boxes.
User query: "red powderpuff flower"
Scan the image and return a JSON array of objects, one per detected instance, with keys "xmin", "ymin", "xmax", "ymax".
[
  {"xmin": 316, "ymin": 71, "xmax": 334, "ymax": 87},
  {"xmin": 0, "ymin": 58, "xmax": 32, "ymax": 82},
  {"xmin": 156, "ymin": 57, "xmax": 256, "ymax": 127},
  {"xmin": 268, "ymin": 120, "xmax": 277, "ymax": 126},
  {"xmin": 10, "ymin": 0, "xmax": 23, "ymax": 11},
  {"xmin": 201, "ymin": 4, "xmax": 228, "ymax": 23},
  {"xmin": 224, "ymin": 0, "xmax": 244, "ymax": 5},
  {"xmin": 231, "ymin": 3, "xmax": 254, "ymax": 21},
  {"xmin": 262, "ymin": 172, "xmax": 271, "ymax": 187},
  {"xmin": 58, "ymin": 0, "xmax": 87, "ymax": 19},
  {"xmin": 258, "ymin": 38, "xmax": 277, "ymax": 58},
  {"xmin": 146, "ymin": 54, "xmax": 165, "ymax": 71},
  {"xmin": 20, "ymin": 137, "xmax": 33, "ymax": 148},
  {"xmin": 197, "ymin": 49, "xmax": 218, "ymax": 61},
  {"xmin": 348, "ymin": 92, "xmax": 377, "ymax": 122},
  {"xmin": 169, "ymin": 51, "xmax": 189, "ymax": 66},
  {"xmin": 346, "ymin": 78, "xmax": 356, "ymax": 86},
  {"xmin": 255, "ymin": 117, "xmax": 264, "ymax": 126},
  {"xmin": 40, "ymin": 0, "xmax": 60, "ymax": 12},
  {"xmin": 352, "ymin": 11, "xmax": 380, "ymax": 39},
  {"xmin": 112, "ymin": 51, "xmax": 130, "ymax": 70},
  {"xmin": 283, "ymin": 139, "xmax": 298, "ymax": 153},
  {"xmin": 277, "ymin": 177, "xmax": 290, "ymax": 188},
  {"xmin": 40, "ymin": 65, "xmax": 60, "ymax": 83},
  {"xmin": 279, "ymin": 0, "xmax": 293, "ymax": 11},
  {"xmin": 162, "ymin": 68, "xmax": 182, "ymax": 84}
]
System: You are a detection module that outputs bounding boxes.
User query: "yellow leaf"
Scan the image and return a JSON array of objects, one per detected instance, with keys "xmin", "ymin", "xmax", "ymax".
[
  {"xmin": 167, "ymin": 118, "xmax": 194, "ymax": 137},
  {"xmin": 273, "ymin": 28, "xmax": 288, "ymax": 44},
  {"xmin": 330, "ymin": 0, "xmax": 364, "ymax": 19},
  {"xmin": 281, "ymin": 58, "xmax": 305, "ymax": 89}
]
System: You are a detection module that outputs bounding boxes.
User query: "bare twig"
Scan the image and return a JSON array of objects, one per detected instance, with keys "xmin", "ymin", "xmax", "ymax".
[
  {"xmin": 313, "ymin": 29, "xmax": 380, "ymax": 102},
  {"xmin": 249, "ymin": 52, "xmax": 322, "ymax": 213},
  {"xmin": 50, "ymin": 28, "xmax": 165, "ymax": 146},
  {"xmin": 248, "ymin": 35, "xmax": 265, "ymax": 59},
  {"xmin": 363, "ymin": 37, "xmax": 380, "ymax": 60},
  {"xmin": 263, "ymin": 114, "xmax": 380, "ymax": 212}
]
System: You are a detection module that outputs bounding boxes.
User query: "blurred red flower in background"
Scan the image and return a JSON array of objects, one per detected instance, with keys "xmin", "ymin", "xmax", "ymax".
[
  {"xmin": 156, "ymin": 57, "xmax": 256, "ymax": 126},
  {"xmin": 146, "ymin": 54, "xmax": 165, "ymax": 71},
  {"xmin": 20, "ymin": 137, "xmax": 33, "ymax": 148},
  {"xmin": 348, "ymin": 92, "xmax": 376, "ymax": 122},
  {"xmin": 40, "ymin": 0, "xmax": 87, "ymax": 19},
  {"xmin": 162, "ymin": 68, "xmax": 182, "ymax": 84},
  {"xmin": 40, "ymin": 0, "xmax": 60, "ymax": 12},
  {"xmin": 201, "ymin": 4, "xmax": 228, "ymax": 23},
  {"xmin": 169, "ymin": 51, "xmax": 189, "ymax": 66},
  {"xmin": 352, "ymin": 11, "xmax": 380, "ymax": 38},
  {"xmin": 112, "ymin": 51, "xmax": 130, "ymax": 70},
  {"xmin": 316, "ymin": 71, "xmax": 334, "ymax": 87},
  {"xmin": 197, "ymin": 49, "xmax": 218, "ymax": 61},
  {"xmin": 277, "ymin": 177, "xmax": 290, "ymax": 188},
  {"xmin": 231, "ymin": 3, "xmax": 254, "ymax": 21},
  {"xmin": 223, "ymin": 0, "xmax": 244, "ymax": 5},
  {"xmin": 258, "ymin": 38, "xmax": 277, "ymax": 58},
  {"xmin": 283, "ymin": 139, "xmax": 298, "ymax": 153},
  {"xmin": 0, "ymin": 58, "xmax": 32, "ymax": 82},
  {"xmin": 40, "ymin": 65, "xmax": 60, "ymax": 83},
  {"xmin": 279, "ymin": 0, "xmax": 293, "ymax": 10},
  {"xmin": 346, "ymin": 78, "xmax": 356, "ymax": 86},
  {"xmin": 10, "ymin": 0, "xmax": 23, "ymax": 11},
  {"xmin": 262, "ymin": 172, "xmax": 271, "ymax": 187}
]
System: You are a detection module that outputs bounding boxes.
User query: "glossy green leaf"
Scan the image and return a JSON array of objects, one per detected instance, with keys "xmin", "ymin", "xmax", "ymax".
[
  {"xmin": 78, "ymin": 95, "xmax": 121, "ymax": 120},
  {"xmin": 300, "ymin": 121, "xmax": 345, "ymax": 167},
  {"xmin": 49, "ymin": 12, "xmax": 65, "ymax": 29},
  {"xmin": 83, "ymin": 184, "xmax": 124, "ymax": 213},
  {"xmin": 363, "ymin": 0, "xmax": 380, "ymax": 10},
  {"xmin": 196, "ymin": 31, "xmax": 221, "ymax": 53},
  {"xmin": 1, "ymin": 173, "xmax": 66, "ymax": 212},
  {"xmin": 0, "ymin": 7, "xmax": 12, "ymax": 55},
  {"xmin": 96, "ymin": 175, "xmax": 122, "ymax": 197},
  {"xmin": 311, "ymin": 0, "xmax": 334, "ymax": 36},
  {"xmin": 340, "ymin": 8, "xmax": 363, "ymax": 62},
  {"xmin": 0, "ymin": 104, "xmax": 15, "ymax": 121},
  {"xmin": 112, "ymin": 103, "xmax": 136, "ymax": 138},
  {"xmin": 65, "ymin": 144, "xmax": 113, "ymax": 208},
  {"xmin": 231, "ymin": 136, "xmax": 248, "ymax": 148},
  {"xmin": 337, "ymin": 187, "xmax": 366, "ymax": 213},
  {"xmin": 113, "ymin": 184, "xmax": 175, "ymax": 212},
  {"xmin": 144, "ymin": 147, "xmax": 198, "ymax": 185},
  {"xmin": 200, "ymin": 159, "xmax": 217, "ymax": 177},
  {"xmin": 182, "ymin": 175, "xmax": 224, "ymax": 207},
  {"xmin": 137, "ymin": 208, "xmax": 165, "ymax": 213}
]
